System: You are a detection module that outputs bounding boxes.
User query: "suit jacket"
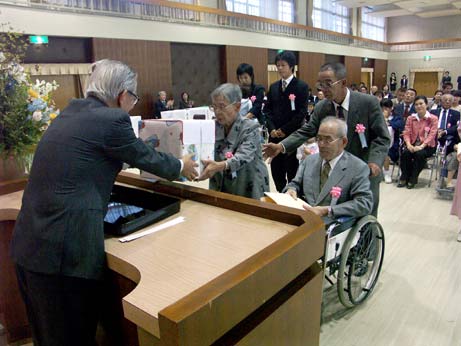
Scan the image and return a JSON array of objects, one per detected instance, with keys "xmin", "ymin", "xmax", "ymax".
[
  {"xmin": 281, "ymin": 90, "xmax": 390, "ymax": 167},
  {"xmin": 11, "ymin": 96, "xmax": 181, "ymax": 280},
  {"xmin": 248, "ymin": 84, "xmax": 265, "ymax": 125},
  {"xmin": 394, "ymin": 102, "xmax": 416, "ymax": 120},
  {"xmin": 430, "ymin": 107, "xmax": 460, "ymax": 153},
  {"xmin": 210, "ymin": 115, "xmax": 269, "ymax": 199},
  {"xmin": 285, "ymin": 151, "xmax": 373, "ymax": 219},
  {"xmin": 400, "ymin": 78, "xmax": 408, "ymax": 88},
  {"xmin": 403, "ymin": 113, "xmax": 438, "ymax": 148},
  {"xmin": 153, "ymin": 99, "xmax": 168, "ymax": 119},
  {"xmin": 264, "ymin": 77, "xmax": 308, "ymax": 143}
]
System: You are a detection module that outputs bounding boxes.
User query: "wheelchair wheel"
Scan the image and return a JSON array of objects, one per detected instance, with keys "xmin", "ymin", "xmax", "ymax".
[{"xmin": 337, "ymin": 216, "xmax": 385, "ymax": 308}]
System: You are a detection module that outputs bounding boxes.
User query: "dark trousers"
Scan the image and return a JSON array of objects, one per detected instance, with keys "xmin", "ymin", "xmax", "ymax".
[
  {"xmin": 15, "ymin": 264, "xmax": 103, "ymax": 346},
  {"xmin": 271, "ymin": 151, "xmax": 299, "ymax": 192},
  {"xmin": 400, "ymin": 146, "xmax": 436, "ymax": 184}
]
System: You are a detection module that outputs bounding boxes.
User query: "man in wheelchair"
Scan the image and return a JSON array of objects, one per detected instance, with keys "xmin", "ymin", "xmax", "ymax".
[
  {"xmin": 283, "ymin": 117, "xmax": 383, "ymax": 307},
  {"xmin": 284, "ymin": 116, "xmax": 373, "ymax": 222}
]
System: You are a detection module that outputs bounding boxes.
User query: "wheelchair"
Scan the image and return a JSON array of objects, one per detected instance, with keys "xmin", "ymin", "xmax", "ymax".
[{"xmin": 321, "ymin": 215, "xmax": 385, "ymax": 308}]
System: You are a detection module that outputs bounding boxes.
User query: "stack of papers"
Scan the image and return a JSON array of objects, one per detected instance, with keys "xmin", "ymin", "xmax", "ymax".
[{"xmin": 264, "ymin": 192, "xmax": 310, "ymax": 210}]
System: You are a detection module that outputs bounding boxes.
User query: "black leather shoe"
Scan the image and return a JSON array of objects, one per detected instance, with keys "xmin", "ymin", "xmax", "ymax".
[
  {"xmin": 397, "ymin": 181, "xmax": 406, "ymax": 188},
  {"xmin": 407, "ymin": 183, "xmax": 415, "ymax": 189}
]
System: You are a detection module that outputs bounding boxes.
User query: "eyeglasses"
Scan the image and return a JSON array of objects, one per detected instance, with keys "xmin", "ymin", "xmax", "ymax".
[
  {"xmin": 316, "ymin": 136, "xmax": 341, "ymax": 144},
  {"xmin": 315, "ymin": 79, "xmax": 344, "ymax": 90},
  {"xmin": 209, "ymin": 102, "xmax": 236, "ymax": 112},
  {"xmin": 127, "ymin": 90, "xmax": 140, "ymax": 105}
]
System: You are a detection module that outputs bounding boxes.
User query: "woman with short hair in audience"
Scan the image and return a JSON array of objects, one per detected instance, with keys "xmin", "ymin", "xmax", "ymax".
[
  {"xmin": 398, "ymin": 95, "xmax": 438, "ymax": 189},
  {"xmin": 179, "ymin": 91, "xmax": 193, "ymax": 109},
  {"xmin": 428, "ymin": 89, "xmax": 443, "ymax": 110},
  {"xmin": 197, "ymin": 83, "xmax": 269, "ymax": 199},
  {"xmin": 236, "ymin": 63, "xmax": 266, "ymax": 125},
  {"xmin": 382, "ymin": 84, "xmax": 393, "ymax": 99}
]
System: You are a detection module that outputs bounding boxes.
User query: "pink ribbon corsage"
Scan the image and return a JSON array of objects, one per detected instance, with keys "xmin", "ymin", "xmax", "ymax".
[
  {"xmin": 289, "ymin": 94, "xmax": 296, "ymax": 111},
  {"xmin": 250, "ymin": 95, "xmax": 256, "ymax": 102},
  {"xmin": 355, "ymin": 123, "xmax": 368, "ymax": 148},
  {"xmin": 225, "ymin": 152, "xmax": 237, "ymax": 179},
  {"xmin": 448, "ymin": 123, "xmax": 452, "ymax": 128},
  {"xmin": 330, "ymin": 186, "xmax": 342, "ymax": 206}
]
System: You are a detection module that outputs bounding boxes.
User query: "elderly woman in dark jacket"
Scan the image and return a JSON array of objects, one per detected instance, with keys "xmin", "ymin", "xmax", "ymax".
[{"xmin": 197, "ymin": 83, "xmax": 269, "ymax": 199}]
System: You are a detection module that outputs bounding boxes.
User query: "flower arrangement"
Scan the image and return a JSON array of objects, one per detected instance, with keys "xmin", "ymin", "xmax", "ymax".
[{"xmin": 0, "ymin": 24, "xmax": 59, "ymax": 161}]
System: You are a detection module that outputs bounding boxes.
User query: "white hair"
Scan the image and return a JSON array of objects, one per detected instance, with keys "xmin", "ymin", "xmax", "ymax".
[
  {"xmin": 321, "ymin": 116, "xmax": 348, "ymax": 138},
  {"xmin": 85, "ymin": 59, "xmax": 137, "ymax": 103},
  {"xmin": 211, "ymin": 83, "xmax": 242, "ymax": 104}
]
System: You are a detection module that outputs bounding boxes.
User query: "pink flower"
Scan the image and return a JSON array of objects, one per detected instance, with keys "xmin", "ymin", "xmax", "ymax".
[
  {"xmin": 424, "ymin": 126, "xmax": 430, "ymax": 133},
  {"xmin": 225, "ymin": 152, "xmax": 233, "ymax": 159},
  {"xmin": 330, "ymin": 186, "xmax": 342, "ymax": 199},
  {"xmin": 355, "ymin": 124, "xmax": 366, "ymax": 133},
  {"xmin": 289, "ymin": 94, "xmax": 296, "ymax": 101},
  {"xmin": 250, "ymin": 95, "xmax": 256, "ymax": 102}
]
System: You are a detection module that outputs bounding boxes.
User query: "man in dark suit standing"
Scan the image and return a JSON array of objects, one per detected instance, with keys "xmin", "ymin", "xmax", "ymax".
[
  {"xmin": 430, "ymin": 93, "xmax": 460, "ymax": 188},
  {"xmin": 264, "ymin": 62, "xmax": 390, "ymax": 217},
  {"xmin": 264, "ymin": 50, "xmax": 308, "ymax": 191},
  {"xmin": 10, "ymin": 60, "xmax": 198, "ymax": 346},
  {"xmin": 394, "ymin": 88, "xmax": 416, "ymax": 123}
]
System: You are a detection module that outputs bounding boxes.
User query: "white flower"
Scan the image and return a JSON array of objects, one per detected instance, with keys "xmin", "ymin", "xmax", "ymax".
[
  {"xmin": 0, "ymin": 52, "xmax": 5, "ymax": 63},
  {"xmin": 32, "ymin": 111, "xmax": 43, "ymax": 122}
]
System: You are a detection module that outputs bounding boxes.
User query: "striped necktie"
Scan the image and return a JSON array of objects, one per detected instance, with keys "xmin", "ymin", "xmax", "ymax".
[{"xmin": 320, "ymin": 161, "xmax": 331, "ymax": 190}]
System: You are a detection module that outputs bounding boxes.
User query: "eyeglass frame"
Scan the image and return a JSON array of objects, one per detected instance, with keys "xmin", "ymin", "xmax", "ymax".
[
  {"xmin": 315, "ymin": 79, "xmax": 345, "ymax": 90},
  {"xmin": 315, "ymin": 135, "xmax": 342, "ymax": 145},
  {"xmin": 209, "ymin": 101, "xmax": 237, "ymax": 112},
  {"xmin": 126, "ymin": 90, "xmax": 140, "ymax": 105}
]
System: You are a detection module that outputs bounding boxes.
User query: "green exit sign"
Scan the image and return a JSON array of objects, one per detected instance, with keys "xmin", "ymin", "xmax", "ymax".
[
  {"xmin": 29, "ymin": 35, "xmax": 49, "ymax": 44},
  {"xmin": 423, "ymin": 55, "xmax": 431, "ymax": 61}
]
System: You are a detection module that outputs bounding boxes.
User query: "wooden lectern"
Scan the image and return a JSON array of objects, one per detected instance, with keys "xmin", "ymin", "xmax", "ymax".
[{"xmin": 0, "ymin": 173, "xmax": 325, "ymax": 345}]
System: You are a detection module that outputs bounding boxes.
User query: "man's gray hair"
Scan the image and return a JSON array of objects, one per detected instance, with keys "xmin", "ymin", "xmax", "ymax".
[
  {"xmin": 85, "ymin": 59, "xmax": 137, "ymax": 103},
  {"xmin": 320, "ymin": 62, "xmax": 347, "ymax": 80},
  {"xmin": 442, "ymin": 93, "xmax": 454, "ymax": 101},
  {"xmin": 320, "ymin": 116, "xmax": 348, "ymax": 138},
  {"xmin": 211, "ymin": 83, "xmax": 242, "ymax": 104}
]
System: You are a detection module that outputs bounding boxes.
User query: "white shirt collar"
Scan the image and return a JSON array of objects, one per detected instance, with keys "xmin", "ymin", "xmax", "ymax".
[
  {"xmin": 322, "ymin": 151, "xmax": 344, "ymax": 177},
  {"xmin": 412, "ymin": 111, "xmax": 430, "ymax": 121},
  {"xmin": 282, "ymin": 74, "xmax": 295, "ymax": 87},
  {"xmin": 333, "ymin": 88, "xmax": 350, "ymax": 112}
]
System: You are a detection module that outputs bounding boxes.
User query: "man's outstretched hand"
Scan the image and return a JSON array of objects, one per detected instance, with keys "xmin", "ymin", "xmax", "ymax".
[{"xmin": 262, "ymin": 143, "xmax": 283, "ymax": 163}]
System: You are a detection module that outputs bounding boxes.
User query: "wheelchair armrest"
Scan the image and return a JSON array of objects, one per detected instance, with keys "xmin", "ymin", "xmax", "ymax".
[{"xmin": 326, "ymin": 216, "xmax": 357, "ymax": 237}]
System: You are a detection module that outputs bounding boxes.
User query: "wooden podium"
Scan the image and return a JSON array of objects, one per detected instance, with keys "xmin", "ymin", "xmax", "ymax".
[
  {"xmin": 109, "ymin": 173, "xmax": 325, "ymax": 346},
  {"xmin": 0, "ymin": 173, "xmax": 325, "ymax": 346}
]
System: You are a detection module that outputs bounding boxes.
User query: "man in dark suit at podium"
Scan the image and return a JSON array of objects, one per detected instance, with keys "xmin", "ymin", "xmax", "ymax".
[
  {"xmin": 10, "ymin": 60, "xmax": 198, "ymax": 346},
  {"xmin": 264, "ymin": 50, "xmax": 308, "ymax": 192}
]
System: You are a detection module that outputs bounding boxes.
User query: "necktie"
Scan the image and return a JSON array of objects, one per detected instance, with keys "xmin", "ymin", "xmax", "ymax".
[
  {"xmin": 404, "ymin": 105, "xmax": 409, "ymax": 119},
  {"xmin": 337, "ymin": 105, "xmax": 344, "ymax": 119},
  {"xmin": 440, "ymin": 109, "xmax": 447, "ymax": 130},
  {"xmin": 282, "ymin": 80, "xmax": 287, "ymax": 92},
  {"xmin": 320, "ymin": 161, "xmax": 331, "ymax": 190}
]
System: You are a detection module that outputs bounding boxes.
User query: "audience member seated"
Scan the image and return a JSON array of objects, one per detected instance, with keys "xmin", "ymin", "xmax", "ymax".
[
  {"xmin": 179, "ymin": 91, "xmax": 193, "ymax": 109},
  {"xmin": 197, "ymin": 83, "xmax": 269, "ymax": 199},
  {"xmin": 442, "ymin": 82, "xmax": 453, "ymax": 94},
  {"xmin": 153, "ymin": 90, "xmax": 174, "ymax": 119},
  {"xmin": 284, "ymin": 117, "xmax": 373, "ymax": 220},
  {"xmin": 370, "ymin": 85, "xmax": 378, "ymax": 95},
  {"xmin": 430, "ymin": 93, "xmax": 461, "ymax": 188},
  {"xmin": 314, "ymin": 90, "xmax": 325, "ymax": 104},
  {"xmin": 360, "ymin": 85, "xmax": 368, "ymax": 93},
  {"xmin": 428, "ymin": 89, "xmax": 443, "ymax": 110},
  {"xmin": 398, "ymin": 96, "xmax": 438, "ymax": 189},
  {"xmin": 393, "ymin": 87, "xmax": 406, "ymax": 105},
  {"xmin": 394, "ymin": 88, "xmax": 416, "ymax": 123},
  {"xmin": 451, "ymin": 90, "xmax": 461, "ymax": 113},
  {"xmin": 373, "ymin": 90, "xmax": 384, "ymax": 102},
  {"xmin": 381, "ymin": 99, "xmax": 404, "ymax": 183},
  {"xmin": 382, "ymin": 84, "xmax": 393, "ymax": 99}
]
